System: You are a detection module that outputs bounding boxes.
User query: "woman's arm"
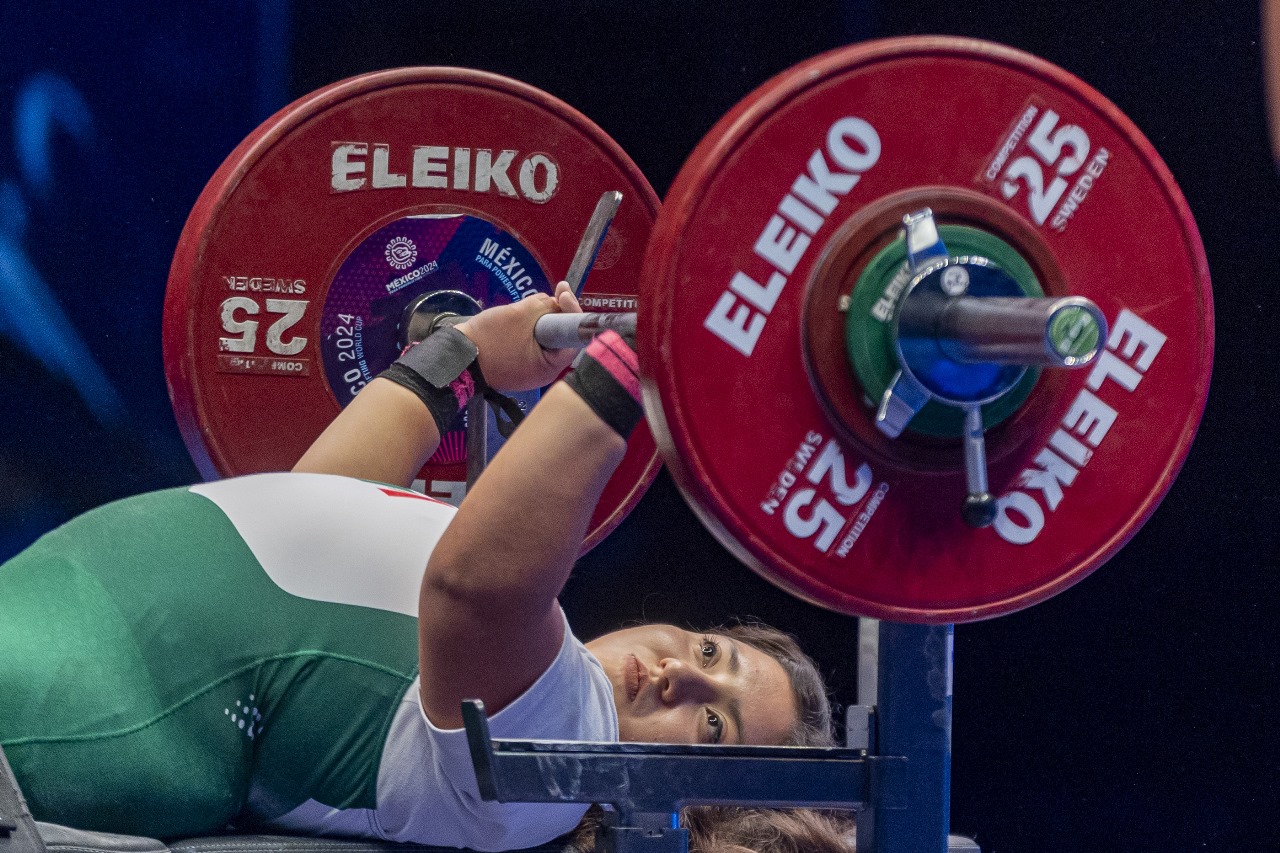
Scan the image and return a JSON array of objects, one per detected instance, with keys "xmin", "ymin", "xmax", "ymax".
[
  {"xmin": 292, "ymin": 377, "xmax": 444, "ymax": 487},
  {"xmin": 417, "ymin": 382, "xmax": 628, "ymax": 727},
  {"xmin": 295, "ymin": 367, "xmax": 626, "ymax": 725},
  {"xmin": 293, "ymin": 281, "xmax": 634, "ymax": 726}
]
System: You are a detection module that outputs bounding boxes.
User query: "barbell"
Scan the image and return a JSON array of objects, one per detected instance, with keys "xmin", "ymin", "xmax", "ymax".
[{"xmin": 164, "ymin": 36, "xmax": 1213, "ymax": 624}]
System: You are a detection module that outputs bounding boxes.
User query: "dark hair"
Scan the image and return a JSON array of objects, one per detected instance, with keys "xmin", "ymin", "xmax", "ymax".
[
  {"xmin": 568, "ymin": 805, "xmax": 856, "ymax": 853},
  {"xmin": 715, "ymin": 621, "xmax": 835, "ymax": 747},
  {"xmin": 683, "ymin": 806, "xmax": 855, "ymax": 853}
]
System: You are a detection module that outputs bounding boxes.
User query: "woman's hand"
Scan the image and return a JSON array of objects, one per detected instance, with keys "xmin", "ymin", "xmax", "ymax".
[
  {"xmin": 455, "ymin": 281, "xmax": 582, "ymax": 392},
  {"xmin": 293, "ymin": 281, "xmax": 583, "ymax": 486}
]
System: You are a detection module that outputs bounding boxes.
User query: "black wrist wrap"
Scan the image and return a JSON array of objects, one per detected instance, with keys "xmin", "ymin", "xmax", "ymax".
[
  {"xmin": 563, "ymin": 330, "xmax": 643, "ymax": 439},
  {"xmin": 378, "ymin": 326, "xmax": 482, "ymax": 436}
]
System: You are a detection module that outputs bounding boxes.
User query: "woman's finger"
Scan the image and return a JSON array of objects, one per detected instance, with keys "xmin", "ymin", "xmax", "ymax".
[{"xmin": 554, "ymin": 280, "xmax": 582, "ymax": 314}]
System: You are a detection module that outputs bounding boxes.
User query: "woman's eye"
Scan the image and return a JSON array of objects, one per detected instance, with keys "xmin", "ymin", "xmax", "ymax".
[
  {"xmin": 705, "ymin": 708, "xmax": 724, "ymax": 744},
  {"xmin": 699, "ymin": 636, "xmax": 719, "ymax": 666}
]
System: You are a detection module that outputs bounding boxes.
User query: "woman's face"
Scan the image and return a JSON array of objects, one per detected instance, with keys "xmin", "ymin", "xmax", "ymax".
[{"xmin": 585, "ymin": 624, "xmax": 798, "ymax": 745}]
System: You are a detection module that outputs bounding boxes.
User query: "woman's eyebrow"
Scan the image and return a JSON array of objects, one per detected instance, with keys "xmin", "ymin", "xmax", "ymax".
[
  {"xmin": 728, "ymin": 696, "xmax": 744, "ymax": 744},
  {"xmin": 726, "ymin": 639, "xmax": 744, "ymax": 742}
]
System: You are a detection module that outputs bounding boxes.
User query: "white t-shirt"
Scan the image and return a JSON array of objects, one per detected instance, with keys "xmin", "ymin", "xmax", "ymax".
[{"xmin": 264, "ymin": 610, "xmax": 619, "ymax": 851}]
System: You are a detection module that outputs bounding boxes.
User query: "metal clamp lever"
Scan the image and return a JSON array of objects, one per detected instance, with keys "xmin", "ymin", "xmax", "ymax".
[
  {"xmin": 880, "ymin": 209, "xmax": 1107, "ymax": 527},
  {"xmin": 565, "ymin": 191, "xmax": 623, "ymax": 297},
  {"xmin": 462, "ymin": 191, "xmax": 624, "ymax": 489},
  {"xmin": 534, "ymin": 189, "xmax": 629, "ymax": 350}
]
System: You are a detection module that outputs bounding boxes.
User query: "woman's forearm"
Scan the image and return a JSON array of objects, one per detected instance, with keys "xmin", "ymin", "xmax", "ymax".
[
  {"xmin": 292, "ymin": 378, "xmax": 442, "ymax": 487},
  {"xmin": 425, "ymin": 383, "xmax": 625, "ymax": 606}
]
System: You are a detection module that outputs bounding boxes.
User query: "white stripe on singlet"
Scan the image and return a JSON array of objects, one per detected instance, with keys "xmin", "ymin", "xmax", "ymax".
[{"xmin": 191, "ymin": 473, "xmax": 455, "ymax": 617}]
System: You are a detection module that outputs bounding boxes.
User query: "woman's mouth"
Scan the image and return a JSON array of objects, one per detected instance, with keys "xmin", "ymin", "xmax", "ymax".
[{"xmin": 624, "ymin": 653, "xmax": 643, "ymax": 702}]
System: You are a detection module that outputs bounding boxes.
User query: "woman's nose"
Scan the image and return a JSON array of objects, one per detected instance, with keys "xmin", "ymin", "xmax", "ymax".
[{"xmin": 658, "ymin": 658, "xmax": 715, "ymax": 705}]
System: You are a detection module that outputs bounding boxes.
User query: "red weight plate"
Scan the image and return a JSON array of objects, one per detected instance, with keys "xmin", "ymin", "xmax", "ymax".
[
  {"xmin": 166, "ymin": 68, "xmax": 660, "ymax": 551},
  {"xmin": 639, "ymin": 37, "xmax": 1213, "ymax": 622}
]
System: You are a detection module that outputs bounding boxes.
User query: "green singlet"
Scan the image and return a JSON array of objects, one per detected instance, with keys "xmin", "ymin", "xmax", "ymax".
[{"xmin": 0, "ymin": 473, "xmax": 451, "ymax": 837}]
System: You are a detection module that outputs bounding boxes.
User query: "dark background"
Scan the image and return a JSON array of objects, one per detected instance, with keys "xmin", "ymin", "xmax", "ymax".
[{"xmin": 1, "ymin": 1, "xmax": 1275, "ymax": 850}]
